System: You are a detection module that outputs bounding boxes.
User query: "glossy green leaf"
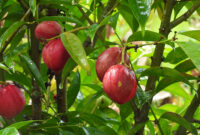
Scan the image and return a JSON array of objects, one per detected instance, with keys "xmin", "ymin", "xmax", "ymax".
[
  {"xmin": 120, "ymin": 102, "xmax": 132, "ymax": 120},
  {"xmin": 5, "ymin": 71, "xmax": 32, "ymax": 89},
  {"xmin": 127, "ymin": 122, "xmax": 146, "ymax": 135},
  {"xmin": 177, "ymin": 41, "xmax": 200, "ymax": 70},
  {"xmin": 128, "ymin": 0, "xmax": 153, "ymax": 32},
  {"xmin": 8, "ymin": 120, "xmax": 36, "ymax": 129},
  {"xmin": 29, "ymin": 0, "xmax": 36, "ymax": 17},
  {"xmin": 165, "ymin": 47, "xmax": 187, "ymax": 64},
  {"xmin": 118, "ymin": 1, "xmax": 139, "ymax": 32},
  {"xmin": 160, "ymin": 112, "xmax": 197, "ymax": 135},
  {"xmin": 85, "ymin": 24, "xmax": 100, "ymax": 41},
  {"xmin": 38, "ymin": 16, "xmax": 83, "ymax": 26},
  {"xmin": 128, "ymin": 30, "xmax": 163, "ymax": 42},
  {"xmin": 82, "ymin": 127, "xmax": 106, "ymax": 135},
  {"xmin": 0, "ymin": 63, "xmax": 10, "ymax": 73},
  {"xmin": 0, "ymin": 127, "xmax": 19, "ymax": 135},
  {"xmin": 40, "ymin": 0, "xmax": 72, "ymax": 5},
  {"xmin": 0, "ymin": 21, "xmax": 25, "ymax": 50},
  {"xmin": 61, "ymin": 58, "xmax": 77, "ymax": 87},
  {"xmin": 19, "ymin": 55, "xmax": 46, "ymax": 91},
  {"xmin": 146, "ymin": 121, "xmax": 156, "ymax": 135},
  {"xmin": 67, "ymin": 71, "xmax": 81, "ymax": 109},
  {"xmin": 179, "ymin": 30, "xmax": 200, "ymax": 41},
  {"xmin": 175, "ymin": 59, "xmax": 195, "ymax": 72},
  {"xmin": 61, "ymin": 32, "xmax": 91, "ymax": 74},
  {"xmin": 98, "ymin": 126, "xmax": 118, "ymax": 135},
  {"xmin": 141, "ymin": 67, "xmax": 190, "ymax": 85}
]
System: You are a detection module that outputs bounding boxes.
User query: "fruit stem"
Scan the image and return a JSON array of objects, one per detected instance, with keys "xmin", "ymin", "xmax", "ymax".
[{"xmin": 114, "ymin": 30, "xmax": 124, "ymax": 47}]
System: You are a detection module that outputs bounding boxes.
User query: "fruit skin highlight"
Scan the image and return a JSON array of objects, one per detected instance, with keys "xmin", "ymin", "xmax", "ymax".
[
  {"xmin": 42, "ymin": 38, "xmax": 70, "ymax": 72},
  {"xmin": 103, "ymin": 64, "xmax": 137, "ymax": 104},
  {"xmin": 35, "ymin": 21, "xmax": 62, "ymax": 40},
  {"xmin": 0, "ymin": 84, "xmax": 25, "ymax": 119},
  {"xmin": 96, "ymin": 47, "xmax": 129, "ymax": 81}
]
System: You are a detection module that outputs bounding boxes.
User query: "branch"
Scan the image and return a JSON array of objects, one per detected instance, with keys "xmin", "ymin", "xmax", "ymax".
[
  {"xmin": 131, "ymin": 0, "xmax": 176, "ymax": 134},
  {"xmin": 175, "ymin": 83, "xmax": 200, "ymax": 135},
  {"xmin": 17, "ymin": 0, "xmax": 29, "ymax": 10},
  {"xmin": 170, "ymin": 0, "xmax": 200, "ymax": 28}
]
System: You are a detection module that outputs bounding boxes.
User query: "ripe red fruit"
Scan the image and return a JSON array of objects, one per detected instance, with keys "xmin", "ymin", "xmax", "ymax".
[
  {"xmin": 96, "ymin": 47, "xmax": 129, "ymax": 81},
  {"xmin": 42, "ymin": 38, "xmax": 70, "ymax": 72},
  {"xmin": 0, "ymin": 84, "xmax": 25, "ymax": 119},
  {"xmin": 103, "ymin": 64, "xmax": 137, "ymax": 104},
  {"xmin": 35, "ymin": 21, "xmax": 62, "ymax": 40}
]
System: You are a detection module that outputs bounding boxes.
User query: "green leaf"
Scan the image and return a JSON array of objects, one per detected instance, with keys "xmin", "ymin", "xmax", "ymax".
[
  {"xmin": 0, "ymin": 127, "xmax": 19, "ymax": 135},
  {"xmin": 160, "ymin": 112, "xmax": 197, "ymax": 135},
  {"xmin": 141, "ymin": 67, "xmax": 190, "ymax": 85},
  {"xmin": 98, "ymin": 126, "xmax": 118, "ymax": 135},
  {"xmin": 134, "ymin": 86, "xmax": 153, "ymax": 108},
  {"xmin": 120, "ymin": 102, "xmax": 132, "ymax": 120},
  {"xmin": 127, "ymin": 30, "xmax": 163, "ymax": 42},
  {"xmin": 128, "ymin": 0, "xmax": 153, "ymax": 32},
  {"xmin": 118, "ymin": 1, "xmax": 139, "ymax": 32},
  {"xmin": 38, "ymin": 16, "xmax": 83, "ymax": 26},
  {"xmin": 85, "ymin": 24, "xmax": 100, "ymax": 41},
  {"xmin": 19, "ymin": 55, "xmax": 46, "ymax": 91},
  {"xmin": 177, "ymin": 41, "xmax": 200, "ymax": 70},
  {"xmin": 67, "ymin": 71, "xmax": 81, "ymax": 109},
  {"xmin": 61, "ymin": 32, "xmax": 91, "ymax": 74},
  {"xmin": 8, "ymin": 120, "xmax": 36, "ymax": 129},
  {"xmin": 175, "ymin": 59, "xmax": 195, "ymax": 73},
  {"xmin": 5, "ymin": 72, "xmax": 32, "ymax": 89},
  {"xmin": 179, "ymin": 30, "xmax": 200, "ymax": 41},
  {"xmin": 0, "ymin": 63, "xmax": 10, "ymax": 73},
  {"xmin": 29, "ymin": 0, "xmax": 36, "ymax": 17},
  {"xmin": 164, "ymin": 47, "xmax": 187, "ymax": 64},
  {"xmin": 61, "ymin": 58, "xmax": 77, "ymax": 87},
  {"xmin": 146, "ymin": 121, "xmax": 156, "ymax": 135},
  {"xmin": 39, "ymin": 0, "xmax": 72, "ymax": 5},
  {"xmin": 127, "ymin": 122, "xmax": 146, "ymax": 135},
  {"xmin": 0, "ymin": 21, "xmax": 25, "ymax": 50},
  {"xmin": 82, "ymin": 127, "xmax": 106, "ymax": 135}
]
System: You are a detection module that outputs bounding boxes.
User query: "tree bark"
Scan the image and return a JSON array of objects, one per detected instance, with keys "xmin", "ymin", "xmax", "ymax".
[{"xmin": 30, "ymin": 22, "xmax": 42, "ymax": 120}]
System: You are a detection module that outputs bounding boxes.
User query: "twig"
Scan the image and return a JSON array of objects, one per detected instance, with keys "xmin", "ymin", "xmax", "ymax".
[
  {"xmin": 170, "ymin": 0, "xmax": 200, "ymax": 28},
  {"xmin": 148, "ymin": 103, "xmax": 164, "ymax": 135}
]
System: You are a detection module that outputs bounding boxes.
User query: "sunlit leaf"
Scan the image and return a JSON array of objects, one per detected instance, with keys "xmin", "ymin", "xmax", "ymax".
[
  {"xmin": 179, "ymin": 30, "xmax": 200, "ymax": 41},
  {"xmin": 160, "ymin": 112, "xmax": 197, "ymax": 135},
  {"xmin": 61, "ymin": 32, "xmax": 91, "ymax": 74},
  {"xmin": 177, "ymin": 41, "xmax": 200, "ymax": 70},
  {"xmin": 0, "ymin": 21, "xmax": 25, "ymax": 50},
  {"xmin": 128, "ymin": 0, "xmax": 153, "ymax": 33},
  {"xmin": 19, "ymin": 55, "xmax": 46, "ymax": 91}
]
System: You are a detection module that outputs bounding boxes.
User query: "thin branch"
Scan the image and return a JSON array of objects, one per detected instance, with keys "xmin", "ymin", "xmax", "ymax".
[
  {"xmin": 17, "ymin": 0, "xmax": 29, "ymax": 10},
  {"xmin": 175, "ymin": 83, "xmax": 200, "ymax": 135},
  {"xmin": 170, "ymin": 0, "xmax": 200, "ymax": 28},
  {"xmin": 77, "ymin": 5, "xmax": 93, "ymax": 25},
  {"xmin": 148, "ymin": 103, "xmax": 164, "ymax": 135}
]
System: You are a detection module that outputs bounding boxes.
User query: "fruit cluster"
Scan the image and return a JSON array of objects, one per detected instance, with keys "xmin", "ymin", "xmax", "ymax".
[
  {"xmin": 96, "ymin": 47, "xmax": 137, "ymax": 104},
  {"xmin": 0, "ymin": 84, "xmax": 25, "ymax": 119},
  {"xmin": 35, "ymin": 21, "xmax": 70, "ymax": 73}
]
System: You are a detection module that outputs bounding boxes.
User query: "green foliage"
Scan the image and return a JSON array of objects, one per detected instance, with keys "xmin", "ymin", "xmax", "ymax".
[{"xmin": 0, "ymin": 0, "xmax": 200, "ymax": 135}]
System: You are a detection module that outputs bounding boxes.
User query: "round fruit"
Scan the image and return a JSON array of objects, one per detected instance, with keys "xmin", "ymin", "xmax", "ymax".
[
  {"xmin": 103, "ymin": 64, "xmax": 137, "ymax": 104},
  {"xmin": 35, "ymin": 21, "xmax": 62, "ymax": 40},
  {"xmin": 0, "ymin": 84, "xmax": 25, "ymax": 119},
  {"xmin": 42, "ymin": 38, "xmax": 70, "ymax": 72},
  {"xmin": 96, "ymin": 47, "xmax": 129, "ymax": 81}
]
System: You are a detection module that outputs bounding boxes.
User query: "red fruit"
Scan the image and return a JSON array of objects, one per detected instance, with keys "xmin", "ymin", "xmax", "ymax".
[
  {"xmin": 96, "ymin": 47, "xmax": 129, "ymax": 81},
  {"xmin": 0, "ymin": 84, "xmax": 25, "ymax": 119},
  {"xmin": 35, "ymin": 21, "xmax": 62, "ymax": 40},
  {"xmin": 42, "ymin": 38, "xmax": 70, "ymax": 72},
  {"xmin": 103, "ymin": 64, "xmax": 137, "ymax": 104}
]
